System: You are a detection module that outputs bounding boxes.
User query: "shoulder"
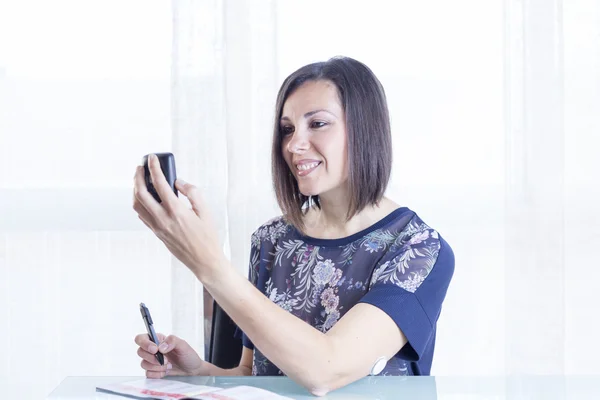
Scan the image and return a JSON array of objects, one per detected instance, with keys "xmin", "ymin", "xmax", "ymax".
[
  {"xmin": 250, "ymin": 214, "xmax": 294, "ymax": 248},
  {"xmin": 369, "ymin": 210, "xmax": 454, "ymax": 292},
  {"xmin": 362, "ymin": 207, "xmax": 441, "ymax": 251},
  {"xmin": 399, "ymin": 212, "xmax": 441, "ymax": 244},
  {"xmin": 403, "ymin": 212, "xmax": 453, "ymax": 267}
]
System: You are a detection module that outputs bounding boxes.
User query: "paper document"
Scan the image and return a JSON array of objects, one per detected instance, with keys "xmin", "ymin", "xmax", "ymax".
[{"xmin": 96, "ymin": 378, "xmax": 293, "ymax": 400}]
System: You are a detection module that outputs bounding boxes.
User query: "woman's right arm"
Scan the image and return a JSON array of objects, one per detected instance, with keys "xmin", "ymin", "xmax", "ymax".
[{"xmin": 135, "ymin": 333, "xmax": 253, "ymax": 378}]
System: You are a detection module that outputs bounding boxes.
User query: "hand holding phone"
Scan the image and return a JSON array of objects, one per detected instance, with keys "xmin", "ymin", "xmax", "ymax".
[
  {"xmin": 139, "ymin": 302, "xmax": 164, "ymax": 366},
  {"xmin": 143, "ymin": 152, "xmax": 178, "ymax": 203}
]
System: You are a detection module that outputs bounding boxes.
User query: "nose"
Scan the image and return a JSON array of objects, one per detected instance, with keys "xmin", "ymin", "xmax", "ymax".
[{"xmin": 286, "ymin": 130, "xmax": 310, "ymax": 154}]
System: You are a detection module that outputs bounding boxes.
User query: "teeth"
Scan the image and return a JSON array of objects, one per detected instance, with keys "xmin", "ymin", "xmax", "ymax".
[{"xmin": 297, "ymin": 162, "xmax": 320, "ymax": 171}]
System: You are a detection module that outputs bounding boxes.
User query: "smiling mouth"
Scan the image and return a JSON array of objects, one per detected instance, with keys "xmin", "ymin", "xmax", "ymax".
[{"xmin": 296, "ymin": 161, "xmax": 322, "ymax": 177}]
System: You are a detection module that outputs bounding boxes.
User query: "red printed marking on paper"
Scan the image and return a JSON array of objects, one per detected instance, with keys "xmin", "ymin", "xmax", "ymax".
[{"xmin": 139, "ymin": 388, "xmax": 187, "ymax": 399}]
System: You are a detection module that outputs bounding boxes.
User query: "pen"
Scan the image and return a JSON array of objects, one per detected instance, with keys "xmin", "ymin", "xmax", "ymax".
[{"xmin": 140, "ymin": 302, "xmax": 164, "ymax": 366}]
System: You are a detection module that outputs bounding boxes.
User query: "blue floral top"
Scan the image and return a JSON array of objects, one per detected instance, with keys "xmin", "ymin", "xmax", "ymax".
[{"xmin": 236, "ymin": 207, "xmax": 454, "ymax": 376}]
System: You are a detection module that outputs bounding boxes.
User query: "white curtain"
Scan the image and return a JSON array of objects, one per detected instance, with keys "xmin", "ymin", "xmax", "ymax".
[
  {"xmin": 172, "ymin": 0, "xmax": 600, "ymax": 376},
  {"xmin": 0, "ymin": 2, "xmax": 174, "ymax": 399},
  {"xmin": 1, "ymin": 1, "xmax": 598, "ymax": 399},
  {"xmin": 562, "ymin": 0, "xmax": 599, "ymax": 375},
  {"xmin": 505, "ymin": 0, "xmax": 600, "ymax": 376},
  {"xmin": 170, "ymin": 0, "xmax": 281, "ymax": 358},
  {"xmin": 504, "ymin": 0, "xmax": 566, "ymax": 374}
]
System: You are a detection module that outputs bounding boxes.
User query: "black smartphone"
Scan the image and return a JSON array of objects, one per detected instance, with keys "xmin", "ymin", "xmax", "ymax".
[
  {"xmin": 140, "ymin": 302, "xmax": 164, "ymax": 365},
  {"xmin": 143, "ymin": 152, "xmax": 178, "ymax": 203}
]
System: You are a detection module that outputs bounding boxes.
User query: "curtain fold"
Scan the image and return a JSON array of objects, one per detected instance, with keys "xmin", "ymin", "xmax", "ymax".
[
  {"xmin": 171, "ymin": 0, "xmax": 228, "ymax": 358},
  {"xmin": 504, "ymin": 0, "xmax": 566, "ymax": 375},
  {"xmin": 171, "ymin": 0, "xmax": 279, "ymax": 358}
]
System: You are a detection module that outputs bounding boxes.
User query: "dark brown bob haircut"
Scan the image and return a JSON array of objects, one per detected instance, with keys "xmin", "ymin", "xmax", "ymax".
[{"xmin": 271, "ymin": 56, "xmax": 392, "ymax": 233}]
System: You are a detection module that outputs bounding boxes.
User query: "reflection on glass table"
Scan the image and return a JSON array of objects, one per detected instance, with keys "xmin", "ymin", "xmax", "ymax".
[{"xmin": 48, "ymin": 375, "xmax": 600, "ymax": 400}]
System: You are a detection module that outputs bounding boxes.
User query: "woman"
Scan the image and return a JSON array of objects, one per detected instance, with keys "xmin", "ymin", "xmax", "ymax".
[{"xmin": 133, "ymin": 56, "xmax": 454, "ymax": 396}]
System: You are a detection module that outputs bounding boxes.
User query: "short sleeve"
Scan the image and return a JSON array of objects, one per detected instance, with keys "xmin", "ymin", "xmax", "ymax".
[
  {"xmin": 233, "ymin": 233, "xmax": 261, "ymax": 350},
  {"xmin": 358, "ymin": 228, "xmax": 454, "ymax": 361}
]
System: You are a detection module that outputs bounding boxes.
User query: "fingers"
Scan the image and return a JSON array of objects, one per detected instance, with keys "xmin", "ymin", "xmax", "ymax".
[
  {"xmin": 175, "ymin": 179, "xmax": 207, "ymax": 219},
  {"xmin": 133, "ymin": 165, "xmax": 165, "ymax": 218},
  {"xmin": 174, "ymin": 178, "xmax": 191, "ymax": 194},
  {"xmin": 134, "ymin": 332, "xmax": 167, "ymax": 353},
  {"xmin": 133, "ymin": 189, "xmax": 156, "ymax": 230},
  {"xmin": 157, "ymin": 335, "xmax": 181, "ymax": 355},
  {"xmin": 141, "ymin": 359, "xmax": 172, "ymax": 373},
  {"xmin": 147, "ymin": 154, "xmax": 178, "ymax": 209},
  {"xmin": 142, "ymin": 359, "xmax": 173, "ymax": 379},
  {"xmin": 136, "ymin": 332, "xmax": 173, "ymax": 377},
  {"xmin": 146, "ymin": 369, "xmax": 168, "ymax": 379},
  {"xmin": 137, "ymin": 347, "xmax": 168, "ymax": 366}
]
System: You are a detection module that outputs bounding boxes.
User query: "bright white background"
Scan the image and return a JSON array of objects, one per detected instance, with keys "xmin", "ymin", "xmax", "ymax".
[{"xmin": 0, "ymin": 0, "xmax": 598, "ymax": 399}]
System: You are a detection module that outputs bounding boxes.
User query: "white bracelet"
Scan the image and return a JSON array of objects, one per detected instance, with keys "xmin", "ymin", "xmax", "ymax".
[{"xmin": 369, "ymin": 356, "xmax": 388, "ymax": 376}]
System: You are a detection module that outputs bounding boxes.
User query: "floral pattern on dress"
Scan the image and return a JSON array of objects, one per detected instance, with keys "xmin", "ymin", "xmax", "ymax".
[
  {"xmin": 251, "ymin": 216, "xmax": 291, "ymax": 247},
  {"xmin": 242, "ymin": 209, "xmax": 444, "ymax": 376},
  {"xmin": 369, "ymin": 219, "xmax": 440, "ymax": 293}
]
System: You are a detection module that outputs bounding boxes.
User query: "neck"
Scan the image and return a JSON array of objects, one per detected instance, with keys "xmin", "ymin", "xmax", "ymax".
[
  {"xmin": 308, "ymin": 187, "xmax": 393, "ymax": 238},
  {"xmin": 314, "ymin": 195, "xmax": 352, "ymax": 231}
]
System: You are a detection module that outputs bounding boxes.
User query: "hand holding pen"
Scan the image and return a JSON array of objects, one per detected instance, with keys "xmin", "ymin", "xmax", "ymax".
[{"xmin": 135, "ymin": 303, "xmax": 208, "ymax": 378}]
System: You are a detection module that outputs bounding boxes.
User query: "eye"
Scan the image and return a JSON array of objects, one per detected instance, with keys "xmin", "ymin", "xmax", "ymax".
[
  {"xmin": 310, "ymin": 121, "xmax": 328, "ymax": 129},
  {"xmin": 280, "ymin": 125, "xmax": 294, "ymax": 136}
]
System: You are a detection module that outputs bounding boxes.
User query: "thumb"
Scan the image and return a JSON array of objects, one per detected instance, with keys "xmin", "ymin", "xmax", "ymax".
[
  {"xmin": 158, "ymin": 334, "xmax": 180, "ymax": 354},
  {"xmin": 175, "ymin": 179, "xmax": 206, "ymax": 217}
]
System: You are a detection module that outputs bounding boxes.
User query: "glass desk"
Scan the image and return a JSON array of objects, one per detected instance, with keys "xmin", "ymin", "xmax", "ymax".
[{"xmin": 47, "ymin": 375, "xmax": 600, "ymax": 399}]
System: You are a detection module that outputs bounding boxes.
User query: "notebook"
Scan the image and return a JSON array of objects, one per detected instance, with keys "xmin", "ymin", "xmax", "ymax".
[{"xmin": 96, "ymin": 378, "xmax": 293, "ymax": 400}]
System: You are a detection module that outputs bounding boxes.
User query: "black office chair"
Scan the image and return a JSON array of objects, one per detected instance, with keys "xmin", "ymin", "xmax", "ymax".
[{"xmin": 207, "ymin": 300, "xmax": 243, "ymax": 369}]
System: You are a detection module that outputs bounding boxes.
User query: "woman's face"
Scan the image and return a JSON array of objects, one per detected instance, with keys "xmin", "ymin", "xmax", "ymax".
[{"xmin": 280, "ymin": 80, "xmax": 348, "ymax": 197}]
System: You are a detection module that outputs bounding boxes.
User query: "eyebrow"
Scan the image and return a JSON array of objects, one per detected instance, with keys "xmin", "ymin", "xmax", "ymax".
[{"xmin": 280, "ymin": 109, "xmax": 336, "ymax": 122}]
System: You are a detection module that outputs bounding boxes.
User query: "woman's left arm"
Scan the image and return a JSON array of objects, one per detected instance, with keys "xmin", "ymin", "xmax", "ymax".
[
  {"xmin": 204, "ymin": 265, "xmax": 407, "ymax": 396},
  {"xmin": 133, "ymin": 155, "xmax": 407, "ymax": 396}
]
